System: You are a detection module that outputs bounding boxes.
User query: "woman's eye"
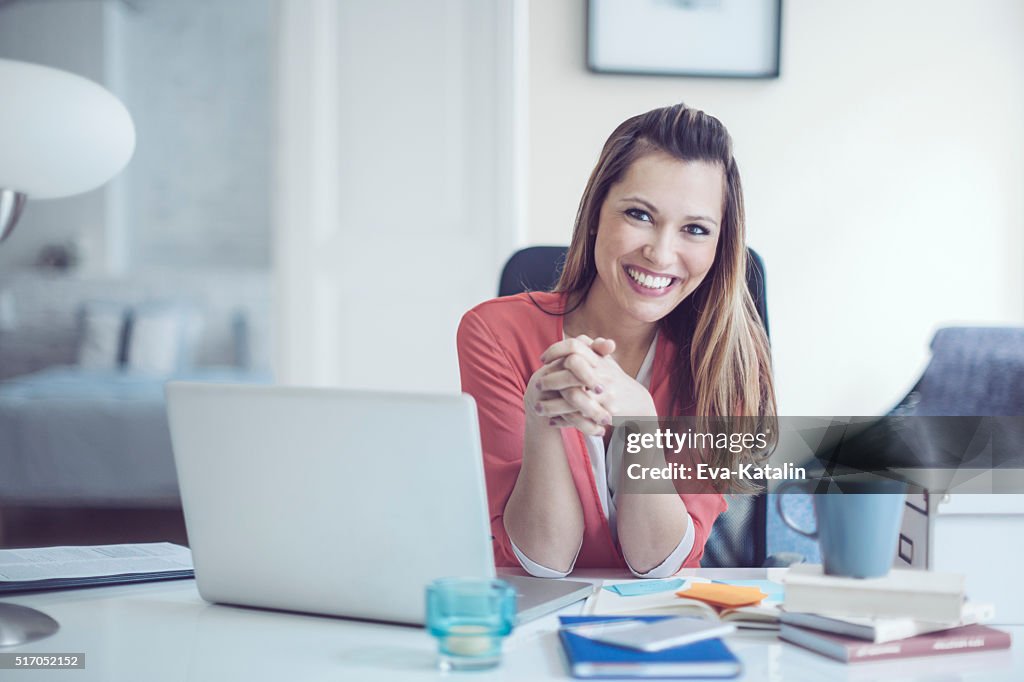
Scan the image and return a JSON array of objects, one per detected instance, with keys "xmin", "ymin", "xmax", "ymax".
[
  {"xmin": 682, "ymin": 224, "xmax": 710, "ymax": 236},
  {"xmin": 625, "ymin": 208, "xmax": 652, "ymax": 223}
]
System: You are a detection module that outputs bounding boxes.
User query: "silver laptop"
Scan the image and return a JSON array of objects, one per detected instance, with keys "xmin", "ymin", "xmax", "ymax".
[{"xmin": 165, "ymin": 383, "xmax": 592, "ymax": 625}]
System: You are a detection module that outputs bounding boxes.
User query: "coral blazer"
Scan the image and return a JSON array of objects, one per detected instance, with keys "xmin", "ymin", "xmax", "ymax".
[{"xmin": 456, "ymin": 291, "xmax": 726, "ymax": 570}]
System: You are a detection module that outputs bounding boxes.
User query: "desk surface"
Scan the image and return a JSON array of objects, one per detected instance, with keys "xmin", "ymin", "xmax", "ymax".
[{"xmin": 2, "ymin": 569, "xmax": 1021, "ymax": 682}]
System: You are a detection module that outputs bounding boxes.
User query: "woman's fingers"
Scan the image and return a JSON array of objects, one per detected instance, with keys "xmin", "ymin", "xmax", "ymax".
[
  {"xmin": 531, "ymin": 336, "xmax": 625, "ymax": 437},
  {"xmin": 533, "ymin": 396, "xmax": 583, "ymax": 417},
  {"xmin": 562, "ymin": 353, "xmax": 604, "ymax": 390},
  {"xmin": 533, "ymin": 384, "xmax": 609, "ymax": 437},
  {"xmin": 547, "ymin": 415, "xmax": 570, "ymax": 428},
  {"xmin": 591, "ymin": 337, "xmax": 616, "ymax": 357},
  {"xmin": 562, "ymin": 386, "xmax": 612, "ymax": 424},
  {"xmin": 546, "ymin": 411, "xmax": 605, "ymax": 437},
  {"xmin": 535, "ymin": 388, "xmax": 612, "ymax": 426},
  {"xmin": 538, "ymin": 366, "xmax": 600, "ymax": 392},
  {"xmin": 540, "ymin": 336, "xmax": 602, "ymax": 366}
]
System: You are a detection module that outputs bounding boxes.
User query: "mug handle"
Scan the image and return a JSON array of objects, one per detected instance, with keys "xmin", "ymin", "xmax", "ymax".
[{"xmin": 775, "ymin": 480, "xmax": 817, "ymax": 539}]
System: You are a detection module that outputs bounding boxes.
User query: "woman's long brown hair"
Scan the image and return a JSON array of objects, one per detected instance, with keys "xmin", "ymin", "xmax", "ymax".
[{"xmin": 554, "ymin": 103, "xmax": 776, "ymax": 492}]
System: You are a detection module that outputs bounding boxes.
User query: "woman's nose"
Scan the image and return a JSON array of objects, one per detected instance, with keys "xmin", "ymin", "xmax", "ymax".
[{"xmin": 642, "ymin": 230, "xmax": 675, "ymax": 268}]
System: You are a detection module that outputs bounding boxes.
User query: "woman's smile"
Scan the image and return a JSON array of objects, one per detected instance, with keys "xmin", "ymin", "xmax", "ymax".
[{"xmin": 622, "ymin": 264, "xmax": 680, "ymax": 297}]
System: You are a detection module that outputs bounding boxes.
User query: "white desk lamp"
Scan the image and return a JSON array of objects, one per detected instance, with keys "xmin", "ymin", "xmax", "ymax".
[
  {"xmin": 0, "ymin": 58, "xmax": 135, "ymax": 647},
  {"xmin": 0, "ymin": 58, "xmax": 135, "ymax": 242}
]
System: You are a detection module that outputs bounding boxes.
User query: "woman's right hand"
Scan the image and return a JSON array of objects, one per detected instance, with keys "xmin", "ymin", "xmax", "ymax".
[{"xmin": 524, "ymin": 335, "xmax": 613, "ymax": 437}]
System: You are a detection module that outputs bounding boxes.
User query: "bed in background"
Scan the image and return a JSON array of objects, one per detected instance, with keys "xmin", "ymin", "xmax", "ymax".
[{"xmin": 0, "ymin": 271, "xmax": 272, "ymax": 542}]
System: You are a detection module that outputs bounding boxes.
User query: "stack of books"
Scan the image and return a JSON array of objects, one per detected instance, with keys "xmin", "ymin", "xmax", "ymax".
[{"xmin": 780, "ymin": 564, "xmax": 1010, "ymax": 664}]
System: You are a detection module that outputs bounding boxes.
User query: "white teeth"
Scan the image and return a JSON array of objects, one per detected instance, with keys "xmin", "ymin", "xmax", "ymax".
[{"xmin": 627, "ymin": 267, "xmax": 672, "ymax": 290}]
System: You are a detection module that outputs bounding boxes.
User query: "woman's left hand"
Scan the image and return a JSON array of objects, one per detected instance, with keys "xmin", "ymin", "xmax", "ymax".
[{"xmin": 538, "ymin": 336, "xmax": 657, "ymax": 423}]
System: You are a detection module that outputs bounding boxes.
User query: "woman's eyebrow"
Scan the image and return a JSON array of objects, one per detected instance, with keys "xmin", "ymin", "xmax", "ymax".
[
  {"xmin": 687, "ymin": 215, "xmax": 719, "ymax": 227},
  {"xmin": 620, "ymin": 196, "xmax": 659, "ymax": 214},
  {"xmin": 620, "ymin": 195, "xmax": 719, "ymax": 227}
]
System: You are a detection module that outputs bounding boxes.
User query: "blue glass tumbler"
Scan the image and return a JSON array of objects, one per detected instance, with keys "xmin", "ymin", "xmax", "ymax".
[{"xmin": 425, "ymin": 577, "xmax": 517, "ymax": 671}]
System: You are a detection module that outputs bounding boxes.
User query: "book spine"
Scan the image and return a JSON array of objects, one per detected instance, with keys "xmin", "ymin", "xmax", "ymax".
[{"xmin": 848, "ymin": 630, "xmax": 1011, "ymax": 662}]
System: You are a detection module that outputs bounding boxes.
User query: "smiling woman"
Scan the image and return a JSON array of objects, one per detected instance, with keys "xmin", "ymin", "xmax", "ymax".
[
  {"xmin": 581, "ymin": 152, "xmax": 722, "ymax": 335},
  {"xmin": 457, "ymin": 103, "xmax": 775, "ymax": 578}
]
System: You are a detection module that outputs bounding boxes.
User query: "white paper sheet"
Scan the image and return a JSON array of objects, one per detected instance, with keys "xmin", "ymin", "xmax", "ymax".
[{"xmin": 0, "ymin": 542, "xmax": 192, "ymax": 582}]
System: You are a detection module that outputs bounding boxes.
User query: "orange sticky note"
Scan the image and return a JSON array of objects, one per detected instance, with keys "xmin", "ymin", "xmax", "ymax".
[{"xmin": 675, "ymin": 582, "xmax": 767, "ymax": 609}]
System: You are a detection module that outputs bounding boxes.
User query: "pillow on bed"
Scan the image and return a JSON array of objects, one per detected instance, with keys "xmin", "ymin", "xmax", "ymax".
[
  {"xmin": 76, "ymin": 301, "xmax": 129, "ymax": 369},
  {"xmin": 125, "ymin": 302, "xmax": 201, "ymax": 375}
]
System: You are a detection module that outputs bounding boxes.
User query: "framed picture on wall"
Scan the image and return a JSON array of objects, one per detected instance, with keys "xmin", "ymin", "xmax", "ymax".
[{"xmin": 587, "ymin": 0, "xmax": 782, "ymax": 79}]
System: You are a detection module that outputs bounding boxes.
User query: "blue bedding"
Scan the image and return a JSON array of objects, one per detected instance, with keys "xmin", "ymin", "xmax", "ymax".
[{"xmin": 0, "ymin": 366, "xmax": 269, "ymax": 506}]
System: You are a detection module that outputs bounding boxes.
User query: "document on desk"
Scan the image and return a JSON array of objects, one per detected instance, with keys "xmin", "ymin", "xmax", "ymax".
[
  {"xmin": 0, "ymin": 542, "xmax": 194, "ymax": 593},
  {"xmin": 585, "ymin": 578, "xmax": 782, "ymax": 630}
]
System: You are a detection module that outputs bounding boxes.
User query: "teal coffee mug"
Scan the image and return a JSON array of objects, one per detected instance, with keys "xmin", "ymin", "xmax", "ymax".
[{"xmin": 777, "ymin": 479, "xmax": 908, "ymax": 578}]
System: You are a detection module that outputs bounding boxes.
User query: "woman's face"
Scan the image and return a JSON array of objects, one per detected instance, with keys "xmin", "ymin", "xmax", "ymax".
[{"xmin": 590, "ymin": 151, "xmax": 724, "ymax": 325}]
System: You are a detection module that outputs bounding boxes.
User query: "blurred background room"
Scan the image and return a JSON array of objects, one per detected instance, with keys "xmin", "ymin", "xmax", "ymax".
[{"xmin": 0, "ymin": 0, "xmax": 1021, "ymax": 552}]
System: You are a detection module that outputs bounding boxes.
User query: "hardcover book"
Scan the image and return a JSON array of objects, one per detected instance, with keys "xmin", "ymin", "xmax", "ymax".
[{"xmin": 779, "ymin": 623, "xmax": 1011, "ymax": 664}]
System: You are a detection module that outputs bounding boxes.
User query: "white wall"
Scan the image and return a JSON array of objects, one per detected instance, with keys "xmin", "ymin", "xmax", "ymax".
[
  {"xmin": 528, "ymin": 0, "xmax": 1024, "ymax": 415},
  {"xmin": 116, "ymin": 0, "xmax": 272, "ymax": 270},
  {"xmin": 0, "ymin": 0, "xmax": 272, "ymax": 274}
]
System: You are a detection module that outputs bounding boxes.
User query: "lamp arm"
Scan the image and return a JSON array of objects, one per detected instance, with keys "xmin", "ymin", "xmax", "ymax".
[{"xmin": 0, "ymin": 189, "xmax": 27, "ymax": 243}]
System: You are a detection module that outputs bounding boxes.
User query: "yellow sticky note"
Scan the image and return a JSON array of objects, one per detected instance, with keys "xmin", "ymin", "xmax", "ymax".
[{"xmin": 675, "ymin": 582, "xmax": 767, "ymax": 609}]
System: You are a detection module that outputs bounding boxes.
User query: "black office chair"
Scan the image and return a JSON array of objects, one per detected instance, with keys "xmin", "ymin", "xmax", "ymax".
[{"xmin": 498, "ymin": 245, "xmax": 771, "ymax": 568}]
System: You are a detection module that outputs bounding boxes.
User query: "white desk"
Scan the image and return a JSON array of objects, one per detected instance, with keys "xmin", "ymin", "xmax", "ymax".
[{"xmin": 2, "ymin": 569, "xmax": 1021, "ymax": 682}]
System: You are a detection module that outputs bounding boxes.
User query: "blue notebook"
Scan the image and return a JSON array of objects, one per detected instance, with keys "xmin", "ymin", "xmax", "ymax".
[{"xmin": 559, "ymin": 616, "xmax": 742, "ymax": 679}]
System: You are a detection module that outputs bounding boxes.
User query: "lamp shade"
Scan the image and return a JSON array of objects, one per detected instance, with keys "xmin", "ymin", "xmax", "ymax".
[{"xmin": 0, "ymin": 59, "xmax": 135, "ymax": 199}]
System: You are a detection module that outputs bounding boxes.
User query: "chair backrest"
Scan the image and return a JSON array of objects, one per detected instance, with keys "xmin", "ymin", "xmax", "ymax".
[
  {"xmin": 891, "ymin": 327, "xmax": 1024, "ymax": 416},
  {"xmin": 497, "ymin": 245, "xmax": 770, "ymax": 567}
]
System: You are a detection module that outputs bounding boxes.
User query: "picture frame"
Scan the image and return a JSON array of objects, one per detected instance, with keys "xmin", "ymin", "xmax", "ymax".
[{"xmin": 587, "ymin": 0, "xmax": 782, "ymax": 79}]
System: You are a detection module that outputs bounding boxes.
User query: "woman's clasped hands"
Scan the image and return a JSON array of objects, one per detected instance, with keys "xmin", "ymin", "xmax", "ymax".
[{"xmin": 524, "ymin": 335, "xmax": 657, "ymax": 437}]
